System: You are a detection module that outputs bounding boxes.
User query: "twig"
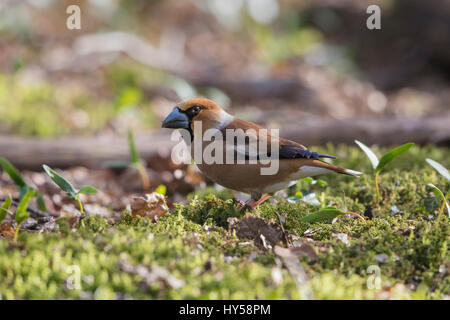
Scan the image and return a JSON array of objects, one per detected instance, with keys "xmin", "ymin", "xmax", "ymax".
[
  {"xmin": 0, "ymin": 197, "xmax": 58, "ymax": 218},
  {"xmin": 275, "ymin": 211, "xmax": 291, "ymax": 247}
]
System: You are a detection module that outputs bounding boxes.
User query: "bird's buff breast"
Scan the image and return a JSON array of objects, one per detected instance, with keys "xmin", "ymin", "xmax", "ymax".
[{"xmin": 195, "ymin": 161, "xmax": 299, "ymax": 194}]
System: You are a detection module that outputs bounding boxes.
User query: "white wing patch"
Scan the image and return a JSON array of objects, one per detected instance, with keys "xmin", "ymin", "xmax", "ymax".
[{"xmin": 290, "ymin": 165, "xmax": 334, "ymax": 180}]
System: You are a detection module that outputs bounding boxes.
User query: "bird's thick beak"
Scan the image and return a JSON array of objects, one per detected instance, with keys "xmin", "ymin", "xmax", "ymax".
[{"xmin": 161, "ymin": 108, "xmax": 189, "ymax": 129}]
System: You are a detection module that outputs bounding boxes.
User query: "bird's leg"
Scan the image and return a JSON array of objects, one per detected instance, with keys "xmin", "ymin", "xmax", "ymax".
[
  {"xmin": 238, "ymin": 192, "xmax": 260, "ymax": 212},
  {"xmin": 250, "ymin": 194, "xmax": 271, "ymax": 210},
  {"xmin": 238, "ymin": 192, "xmax": 272, "ymax": 212},
  {"xmin": 237, "ymin": 199, "xmax": 254, "ymax": 213}
]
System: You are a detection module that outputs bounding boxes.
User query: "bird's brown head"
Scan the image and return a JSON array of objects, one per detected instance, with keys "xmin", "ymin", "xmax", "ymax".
[{"xmin": 162, "ymin": 98, "xmax": 232, "ymax": 133}]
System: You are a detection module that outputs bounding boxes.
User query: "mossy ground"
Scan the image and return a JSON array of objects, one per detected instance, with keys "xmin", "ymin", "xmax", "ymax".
[{"xmin": 0, "ymin": 145, "xmax": 448, "ymax": 299}]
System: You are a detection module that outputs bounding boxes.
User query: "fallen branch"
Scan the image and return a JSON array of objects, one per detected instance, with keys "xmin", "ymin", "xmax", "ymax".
[
  {"xmin": 0, "ymin": 117, "xmax": 448, "ymax": 170},
  {"xmin": 0, "ymin": 197, "xmax": 57, "ymax": 218}
]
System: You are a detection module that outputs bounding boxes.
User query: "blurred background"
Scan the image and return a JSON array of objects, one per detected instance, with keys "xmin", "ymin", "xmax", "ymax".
[
  {"xmin": 0, "ymin": 0, "xmax": 449, "ymax": 192},
  {"xmin": 1, "ymin": 1, "xmax": 449, "ymax": 301}
]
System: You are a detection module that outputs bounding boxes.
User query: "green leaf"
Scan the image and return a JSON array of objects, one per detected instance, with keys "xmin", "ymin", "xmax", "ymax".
[
  {"xmin": 426, "ymin": 159, "xmax": 450, "ymax": 181},
  {"xmin": 154, "ymin": 184, "xmax": 167, "ymax": 195},
  {"xmin": 0, "ymin": 195, "xmax": 13, "ymax": 223},
  {"xmin": 287, "ymin": 191, "xmax": 303, "ymax": 203},
  {"xmin": 0, "ymin": 157, "xmax": 27, "ymax": 188},
  {"xmin": 16, "ymin": 190, "xmax": 35, "ymax": 224},
  {"xmin": 19, "ymin": 186, "xmax": 31, "ymax": 200},
  {"xmin": 79, "ymin": 185, "xmax": 99, "ymax": 195},
  {"xmin": 317, "ymin": 179, "xmax": 328, "ymax": 187},
  {"xmin": 301, "ymin": 206, "xmax": 367, "ymax": 224},
  {"xmin": 354, "ymin": 140, "xmax": 379, "ymax": 169},
  {"xmin": 43, "ymin": 165, "xmax": 77, "ymax": 199},
  {"xmin": 375, "ymin": 143, "xmax": 414, "ymax": 173},
  {"xmin": 36, "ymin": 193, "xmax": 48, "ymax": 212},
  {"xmin": 301, "ymin": 207, "xmax": 344, "ymax": 223},
  {"xmin": 128, "ymin": 129, "xmax": 140, "ymax": 165},
  {"xmin": 424, "ymin": 196, "xmax": 439, "ymax": 213},
  {"xmin": 428, "ymin": 183, "xmax": 445, "ymax": 200},
  {"xmin": 427, "ymin": 184, "xmax": 449, "ymax": 215},
  {"xmin": 302, "ymin": 177, "xmax": 314, "ymax": 184}
]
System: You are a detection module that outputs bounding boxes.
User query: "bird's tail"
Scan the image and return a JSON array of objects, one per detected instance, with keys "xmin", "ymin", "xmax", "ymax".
[
  {"xmin": 316, "ymin": 153, "xmax": 336, "ymax": 159},
  {"xmin": 309, "ymin": 159, "xmax": 363, "ymax": 177}
]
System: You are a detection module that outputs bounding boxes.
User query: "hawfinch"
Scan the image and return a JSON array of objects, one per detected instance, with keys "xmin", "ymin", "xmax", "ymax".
[{"xmin": 162, "ymin": 98, "xmax": 362, "ymax": 209}]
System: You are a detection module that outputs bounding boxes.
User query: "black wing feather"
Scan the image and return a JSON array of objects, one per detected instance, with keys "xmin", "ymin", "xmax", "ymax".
[{"xmin": 279, "ymin": 145, "xmax": 336, "ymax": 160}]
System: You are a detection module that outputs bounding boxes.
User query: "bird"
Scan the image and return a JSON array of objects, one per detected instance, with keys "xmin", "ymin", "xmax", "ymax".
[{"xmin": 162, "ymin": 98, "xmax": 362, "ymax": 210}]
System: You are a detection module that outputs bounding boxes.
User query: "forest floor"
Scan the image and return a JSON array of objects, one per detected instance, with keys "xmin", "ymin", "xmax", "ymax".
[{"xmin": 0, "ymin": 145, "xmax": 449, "ymax": 299}]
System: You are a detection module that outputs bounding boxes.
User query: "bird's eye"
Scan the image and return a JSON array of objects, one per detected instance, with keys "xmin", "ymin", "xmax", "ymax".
[{"xmin": 190, "ymin": 106, "xmax": 201, "ymax": 115}]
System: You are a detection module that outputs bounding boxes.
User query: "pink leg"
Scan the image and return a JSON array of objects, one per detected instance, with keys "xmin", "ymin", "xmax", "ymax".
[{"xmin": 250, "ymin": 194, "xmax": 272, "ymax": 210}]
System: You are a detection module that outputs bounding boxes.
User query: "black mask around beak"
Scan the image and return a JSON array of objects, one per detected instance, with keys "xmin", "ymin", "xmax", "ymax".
[{"xmin": 162, "ymin": 108, "xmax": 190, "ymax": 129}]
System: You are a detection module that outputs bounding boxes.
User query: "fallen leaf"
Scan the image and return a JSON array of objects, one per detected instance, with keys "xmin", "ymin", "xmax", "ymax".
[
  {"xmin": 303, "ymin": 227, "xmax": 322, "ymax": 237},
  {"xmin": 229, "ymin": 216, "xmax": 285, "ymax": 250},
  {"xmin": 274, "ymin": 245, "xmax": 314, "ymax": 300},
  {"xmin": 390, "ymin": 205, "xmax": 402, "ymax": 215},
  {"xmin": 271, "ymin": 267, "xmax": 283, "ymax": 286},
  {"xmin": 375, "ymin": 253, "xmax": 390, "ymax": 264},
  {"xmin": 290, "ymin": 242, "xmax": 319, "ymax": 261},
  {"xmin": 332, "ymin": 233, "xmax": 350, "ymax": 246},
  {"xmin": 300, "ymin": 192, "xmax": 321, "ymax": 206},
  {"xmin": 68, "ymin": 216, "xmax": 81, "ymax": 229},
  {"xmin": 0, "ymin": 221, "xmax": 14, "ymax": 238},
  {"xmin": 131, "ymin": 193, "xmax": 168, "ymax": 222},
  {"xmin": 287, "ymin": 192, "xmax": 320, "ymax": 205}
]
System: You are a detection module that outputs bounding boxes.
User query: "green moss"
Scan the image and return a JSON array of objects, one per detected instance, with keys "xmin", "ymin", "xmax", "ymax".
[
  {"xmin": 0, "ymin": 145, "xmax": 449, "ymax": 299},
  {"xmin": 179, "ymin": 194, "xmax": 243, "ymax": 228}
]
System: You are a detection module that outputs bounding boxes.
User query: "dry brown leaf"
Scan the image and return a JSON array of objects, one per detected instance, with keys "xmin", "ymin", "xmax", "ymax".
[
  {"xmin": 332, "ymin": 233, "xmax": 350, "ymax": 246},
  {"xmin": 131, "ymin": 193, "xmax": 168, "ymax": 222},
  {"xmin": 274, "ymin": 245, "xmax": 314, "ymax": 299},
  {"xmin": 68, "ymin": 216, "xmax": 81, "ymax": 229},
  {"xmin": 228, "ymin": 216, "xmax": 285, "ymax": 250},
  {"xmin": 0, "ymin": 222, "xmax": 15, "ymax": 239},
  {"xmin": 289, "ymin": 242, "xmax": 319, "ymax": 261}
]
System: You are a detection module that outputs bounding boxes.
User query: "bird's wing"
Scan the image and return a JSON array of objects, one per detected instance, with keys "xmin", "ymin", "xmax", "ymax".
[
  {"xmin": 279, "ymin": 139, "xmax": 336, "ymax": 160},
  {"xmin": 222, "ymin": 118, "xmax": 336, "ymax": 160}
]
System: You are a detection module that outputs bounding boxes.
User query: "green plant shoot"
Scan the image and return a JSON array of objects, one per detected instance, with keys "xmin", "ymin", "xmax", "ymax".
[
  {"xmin": 0, "ymin": 195, "xmax": 13, "ymax": 224},
  {"xmin": 355, "ymin": 140, "xmax": 414, "ymax": 208},
  {"xmin": 43, "ymin": 165, "xmax": 98, "ymax": 216},
  {"xmin": 128, "ymin": 129, "xmax": 150, "ymax": 191},
  {"xmin": 426, "ymin": 159, "xmax": 450, "ymax": 181},
  {"xmin": 0, "ymin": 157, "xmax": 27, "ymax": 192},
  {"xmin": 426, "ymin": 159, "xmax": 449, "ymax": 219},
  {"xmin": 101, "ymin": 129, "xmax": 150, "ymax": 191},
  {"xmin": 0, "ymin": 157, "xmax": 48, "ymax": 211},
  {"xmin": 14, "ymin": 190, "xmax": 35, "ymax": 242}
]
